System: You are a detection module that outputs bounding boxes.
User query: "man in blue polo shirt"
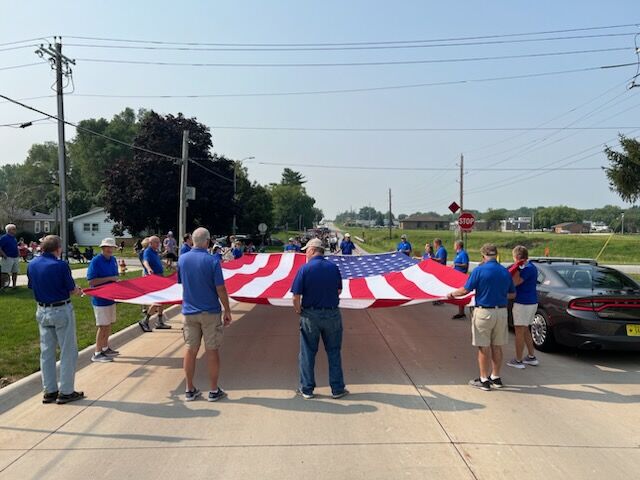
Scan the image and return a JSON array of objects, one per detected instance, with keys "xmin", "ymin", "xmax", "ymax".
[
  {"xmin": 27, "ymin": 235, "xmax": 84, "ymax": 405},
  {"xmin": 397, "ymin": 234, "xmax": 412, "ymax": 256},
  {"xmin": 87, "ymin": 237, "xmax": 120, "ymax": 363},
  {"xmin": 284, "ymin": 237, "xmax": 301, "ymax": 252},
  {"xmin": 139, "ymin": 235, "xmax": 171, "ymax": 332},
  {"xmin": 448, "ymin": 243, "xmax": 515, "ymax": 391},
  {"xmin": 179, "ymin": 233, "xmax": 193, "ymax": 256},
  {"xmin": 339, "ymin": 233, "xmax": 355, "ymax": 255},
  {"xmin": 433, "ymin": 238, "xmax": 447, "ymax": 265},
  {"xmin": 451, "ymin": 240, "xmax": 470, "ymax": 319},
  {"xmin": 0, "ymin": 223, "xmax": 20, "ymax": 290},
  {"xmin": 292, "ymin": 237, "xmax": 348, "ymax": 400},
  {"xmin": 178, "ymin": 227, "xmax": 233, "ymax": 402}
]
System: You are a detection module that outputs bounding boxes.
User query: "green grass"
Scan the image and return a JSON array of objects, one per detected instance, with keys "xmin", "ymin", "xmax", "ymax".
[
  {"xmin": 17, "ymin": 261, "xmax": 88, "ymax": 276},
  {"xmin": 342, "ymin": 226, "xmax": 640, "ymax": 264},
  {"xmin": 0, "ymin": 272, "xmax": 147, "ymax": 383}
]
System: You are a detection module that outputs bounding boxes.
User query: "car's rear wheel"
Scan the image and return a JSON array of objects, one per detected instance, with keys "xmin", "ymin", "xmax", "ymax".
[{"xmin": 531, "ymin": 310, "xmax": 556, "ymax": 352}]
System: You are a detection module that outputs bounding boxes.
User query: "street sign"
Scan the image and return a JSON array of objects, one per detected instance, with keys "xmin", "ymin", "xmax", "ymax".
[
  {"xmin": 258, "ymin": 223, "xmax": 268, "ymax": 233},
  {"xmin": 186, "ymin": 186, "xmax": 196, "ymax": 201},
  {"xmin": 458, "ymin": 212, "xmax": 476, "ymax": 232},
  {"xmin": 448, "ymin": 201, "xmax": 460, "ymax": 214}
]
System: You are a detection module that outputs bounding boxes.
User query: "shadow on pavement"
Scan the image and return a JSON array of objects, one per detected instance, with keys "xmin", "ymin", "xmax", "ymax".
[{"xmin": 89, "ymin": 398, "xmax": 219, "ymax": 419}]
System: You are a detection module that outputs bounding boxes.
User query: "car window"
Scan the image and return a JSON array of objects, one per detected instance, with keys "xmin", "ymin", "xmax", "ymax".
[
  {"xmin": 551, "ymin": 265, "xmax": 639, "ymax": 290},
  {"xmin": 536, "ymin": 271, "xmax": 546, "ymax": 284}
]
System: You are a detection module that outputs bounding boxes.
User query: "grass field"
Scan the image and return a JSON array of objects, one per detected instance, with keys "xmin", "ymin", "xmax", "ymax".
[
  {"xmin": 16, "ymin": 261, "xmax": 89, "ymax": 276},
  {"xmin": 342, "ymin": 227, "xmax": 640, "ymax": 264},
  {"xmin": 0, "ymin": 272, "xmax": 146, "ymax": 384}
]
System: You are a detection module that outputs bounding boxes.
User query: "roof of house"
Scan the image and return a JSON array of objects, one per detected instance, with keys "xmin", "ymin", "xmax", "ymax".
[
  {"xmin": 69, "ymin": 207, "xmax": 107, "ymax": 222},
  {"xmin": 553, "ymin": 222, "xmax": 583, "ymax": 228},
  {"xmin": 13, "ymin": 208, "xmax": 56, "ymax": 221},
  {"xmin": 401, "ymin": 214, "xmax": 448, "ymax": 222}
]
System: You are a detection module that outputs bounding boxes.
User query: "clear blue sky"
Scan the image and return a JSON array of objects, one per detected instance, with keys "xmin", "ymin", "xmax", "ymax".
[{"xmin": 1, "ymin": 1, "xmax": 639, "ymax": 218}]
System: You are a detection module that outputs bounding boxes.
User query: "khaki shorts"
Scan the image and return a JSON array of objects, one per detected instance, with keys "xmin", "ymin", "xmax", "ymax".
[
  {"xmin": 93, "ymin": 304, "xmax": 117, "ymax": 326},
  {"xmin": 512, "ymin": 303, "xmax": 538, "ymax": 327},
  {"xmin": 183, "ymin": 312, "xmax": 224, "ymax": 350},
  {"xmin": 0, "ymin": 256, "xmax": 19, "ymax": 274},
  {"xmin": 472, "ymin": 307, "xmax": 508, "ymax": 347}
]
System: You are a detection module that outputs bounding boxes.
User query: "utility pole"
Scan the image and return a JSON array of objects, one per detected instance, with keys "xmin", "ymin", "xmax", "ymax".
[
  {"xmin": 459, "ymin": 153, "xmax": 465, "ymax": 243},
  {"xmin": 388, "ymin": 188, "xmax": 392, "ymax": 240},
  {"xmin": 232, "ymin": 163, "xmax": 238, "ymax": 235},
  {"xmin": 621, "ymin": 212, "xmax": 625, "ymax": 235},
  {"xmin": 36, "ymin": 39, "xmax": 75, "ymax": 259},
  {"xmin": 178, "ymin": 130, "xmax": 189, "ymax": 244}
]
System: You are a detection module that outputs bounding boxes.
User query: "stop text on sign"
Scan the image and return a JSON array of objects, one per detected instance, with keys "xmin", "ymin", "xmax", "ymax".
[{"xmin": 458, "ymin": 212, "xmax": 476, "ymax": 231}]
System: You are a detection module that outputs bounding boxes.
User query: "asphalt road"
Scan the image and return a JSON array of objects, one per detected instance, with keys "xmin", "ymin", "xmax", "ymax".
[{"xmin": 1, "ymin": 301, "xmax": 638, "ymax": 479}]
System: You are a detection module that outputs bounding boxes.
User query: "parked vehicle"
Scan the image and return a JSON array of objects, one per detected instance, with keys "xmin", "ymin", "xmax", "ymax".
[{"xmin": 509, "ymin": 258, "xmax": 640, "ymax": 352}]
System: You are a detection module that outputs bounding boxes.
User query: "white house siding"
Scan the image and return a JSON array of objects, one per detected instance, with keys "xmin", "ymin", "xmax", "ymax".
[{"xmin": 71, "ymin": 209, "xmax": 131, "ymax": 246}]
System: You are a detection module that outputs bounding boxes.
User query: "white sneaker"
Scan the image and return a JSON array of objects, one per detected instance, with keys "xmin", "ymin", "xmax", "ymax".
[
  {"xmin": 523, "ymin": 356, "xmax": 539, "ymax": 366},
  {"xmin": 507, "ymin": 358, "xmax": 525, "ymax": 369}
]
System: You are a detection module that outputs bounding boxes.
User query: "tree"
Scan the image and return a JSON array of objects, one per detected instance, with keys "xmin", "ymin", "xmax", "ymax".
[
  {"xmin": 535, "ymin": 206, "xmax": 582, "ymax": 229},
  {"xmin": 604, "ymin": 135, "xmax": 640, "ymax": 203},
  {"xmin": 270, "ymin": 171, "xmax": 321, "ymax": 229},
  {"xmin": 358, "ymin": 206, "xmax": 379, "ymax": 221},
  {"xmin": 281, "ymin": 168, "xmax": 306, "ymax": 186},
  {"xmin": 104, "ymin": 111, "xmax": 235, "ymax": 234},
  {"xmin": 234, "ymin": 165, "xmax": 274, "ymax": 232}
]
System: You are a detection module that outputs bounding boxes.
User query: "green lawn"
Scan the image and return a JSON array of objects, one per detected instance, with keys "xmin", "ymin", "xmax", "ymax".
[
  {"xmin": 17, "ymin": 261, "xmax": 88, "ymax": 276},
  {"xmin": 342, "ymin": 227, "xmax": 640, "ymax": 264},
  {"xmin": 0, "ymin": 272, "xmax": 147, "ymax": 383}
]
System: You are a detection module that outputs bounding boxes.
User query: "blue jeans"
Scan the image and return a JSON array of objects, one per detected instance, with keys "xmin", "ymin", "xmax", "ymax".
[
  {"xmin": 36, "ymin": 303, "xmax": 78, "ymax": 395},
  {"xmin": 299, "ymin": 308, "xmax": 345, "ymax": 395}
]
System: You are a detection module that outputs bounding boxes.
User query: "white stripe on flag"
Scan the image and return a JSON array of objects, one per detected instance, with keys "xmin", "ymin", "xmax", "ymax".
[
  {"xmin": 120, "ymin": 283, "xmax": 184, "ymax": 305},
  {"xmin": 339, "ymin": 278, "xmax": 351, "ymax": 299},
  {"xmin": 364, "ymin": 275, "xmax": 408, "ymax": 299},
  {"xmin": 231, "ymin": 253, "xmax": 296, "ymax": 298},
  {"xmin": 223, "ymin": 253, "xmax": 270, "ymax": 279},
  {"xmin": 401, "ymin": 264, "xmax": 457, "ymax": 297}
]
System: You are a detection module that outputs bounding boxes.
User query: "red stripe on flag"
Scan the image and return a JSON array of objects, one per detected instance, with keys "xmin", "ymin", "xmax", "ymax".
[
  {"xmin": 383, "ymin": 271, "xmax": 439, "ymax": 299},
  {"xmin": 222, "ymin": 253, "xmax": 259, "ymax": 270},
  {"xmin": 224, "ymin": 254, "xmax": 286, "ymax": 295},
  {"xmin": 419, "ymin": 259, "xmax": 468, "ymax": 288},
  {"xmin": 347, "ymin": 277, "xmax": 374, "ymax": 299},
  {"xmin": 84, "ymin": 273, "xmax": 177, "ymax": 300},
  {"xmin": 260, "ymin": 254, "xmax": 307, "ymax": 298}
]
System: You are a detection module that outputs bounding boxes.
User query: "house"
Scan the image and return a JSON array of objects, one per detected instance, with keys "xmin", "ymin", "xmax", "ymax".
[
  {"xmin": 400, "ymin": 214, "xmax": 449, "ymax": 230},
  {"xmin": 9, "ymin": 208, "xmax": 58, "ymax": 236},
  {"xmin": 552, "ymin": 222, "xmax": 588, "ymax": 234},
  {"xmin": 69, "ymin": 208, "xmax": 131, "ymax": 246},
  {"xmin": 500, "ymin": 217, "xmax": 532, "ymax": 232}
]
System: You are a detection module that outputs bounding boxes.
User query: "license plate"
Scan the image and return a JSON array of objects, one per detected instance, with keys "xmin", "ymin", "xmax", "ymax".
[{"xmin": 626, "ymin": 324, "xmax": 640, "ymax": 336}]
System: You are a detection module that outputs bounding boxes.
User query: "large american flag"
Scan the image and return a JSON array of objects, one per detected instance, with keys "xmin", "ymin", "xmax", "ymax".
[{"xmin": 85, "ymin": 252, "xmax": 471, "ymax": 309}]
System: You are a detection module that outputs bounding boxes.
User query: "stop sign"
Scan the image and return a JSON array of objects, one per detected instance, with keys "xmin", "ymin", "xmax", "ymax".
[{"xmin": 458, "ymin": 212, "xmax": 475, "ymax": 232}]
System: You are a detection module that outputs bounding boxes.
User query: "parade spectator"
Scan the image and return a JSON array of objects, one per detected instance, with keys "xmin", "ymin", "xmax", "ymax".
[
  {"xmin": 246, "ymin": 241, "xmax": 256, "ymax": 253},
  {"xmin": 397, "ymin": 234, "xmax": 412, "ymax": 256},
  {"xmin": 507, "ymin": 246, "xmax": 540, "ymax": 369},
  {"xmin": 211, "ymin": 243, "xmax": 223, "ymax": 262},
  {"xmin": 339, "ymin": 233, "xmax": 355, "ymax": 256},
  {"xmin": 71, "ymin": 244, "xmax": 85, "ymax": 264},
  {"xmin": 83, "ymin": 246, "xmax": 94, "ymax": 262},
  {"xmin": 178, "ymin": 227, "xmax": 233, "ymax": 402},
  {"xmin": 119, "ymin": 240, "xmax": 125, "ymax": 254},
  {"xmin": 27, "ymin": 235, "xmax": 84, "ymax": 404},
  {"xmin": 292, "ymin": 238, "xmax": 348, "ymax": 400},
  {"xmin": 329, "ymin": 235, "xmax": 338, "ymax": 253},
  {"xmin": 87, "ymin": 238, "xmax": 121, "ymax": 363},
  {"xmin": 448, "ymin": 244, "xmax": 515, "ymax": 391},
  {"xmin": 18, "ymin": 239, "xmax": 29, "ymax": 262},
  {"xmin": 231, "ymin": 240, "xmax": 244, "ymax": 259},
  {"xmin": 133, "ymin": 238, "xmax": 143, "ymax": 256},
  {"xmin": 0, "ymin": 223, "xmax": 20, "ymax": 289},
  {"xmin": 180, "ymin": 233, "xmax": 193, "ymax": 256},
  {"xmin": 137, "ymin": 237, "xmax": 149, "ymax": 269},
  {"xmin": 139, "ymin": 235, "xmax": 171, "ymax": 332},
  {"xmin": 163, "ymin": 231, "xmax": 178, "ymax": 269},
  {"xmin": 284, "ymin": 237, "xmax": 301, "ymax": 252},
  {"xmin": 452, "ymin": 240, "xmax": 470, "ymax": 320}
]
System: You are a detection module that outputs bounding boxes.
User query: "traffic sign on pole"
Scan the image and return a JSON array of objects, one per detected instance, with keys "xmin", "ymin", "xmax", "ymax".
[
  {"xmin": 458, "ymin": 212, "xmax": 476, "ymax": 232},
  {"xmin": 448, "ymin": 201, "xmax": 460, "ymax": 214}
]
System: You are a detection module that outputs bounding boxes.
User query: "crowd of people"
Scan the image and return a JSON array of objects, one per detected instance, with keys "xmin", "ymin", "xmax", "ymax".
[{"xmin": 21, "ymin": 220, "xmax": 538, "ymax": 404}]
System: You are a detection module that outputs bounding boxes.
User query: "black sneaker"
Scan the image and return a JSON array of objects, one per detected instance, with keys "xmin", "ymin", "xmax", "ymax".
[
  {"xmin": 331, "ymin": 389, "xmax": 350, "ymax": 399},
  {"xmin": 154, "ymin": 321, "xmax": 172, "ymax": 330},
  {"xmin": 103, "ymin": 347, "xmax": 120, "ymax": 357},
  {"xmin": 91, "ymin": 351, "xmax": 113, "ymax": 363},
  {"xmin": 185, "ymin": 388, "xmax": 202, "ymax": 402},
  {"xmin": 56, "ymin": 391, "xmax": 85, "ymax": 404},
  {"xmin": 208, "ymin": 388, "xmax": 227, "ymax": 402},
  {"xmin": 42, "ymin": 391, "xmax": 58, "ymax": 404},
  {"xmin": 451, "ymin": 313, "xmax": 466, "ymax": 319},
  {"xmin": 138, "ymin": 318, "xmax": 152, "ymax": 333},
  {"xmin": 489, "ymin": 376, "xmax": 504, "ymax": 389},
  {"xmin": 295, "ymin": 388, "xmax": 314, "ymax": 399},
  {"xmin": 468, "ymin": 378, "xmax": 491, "ymax": 391}
]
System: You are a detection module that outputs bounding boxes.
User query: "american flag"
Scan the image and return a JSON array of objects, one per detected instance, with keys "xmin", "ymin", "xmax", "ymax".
[{"xmin": 85, "ymin": 252, "xmax": 471, "ymax": 309}]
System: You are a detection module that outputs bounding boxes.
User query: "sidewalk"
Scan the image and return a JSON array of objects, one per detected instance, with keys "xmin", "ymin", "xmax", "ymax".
[{"xmin": 1, "ymin": 301, "xmax": 638, "ymax": 479}]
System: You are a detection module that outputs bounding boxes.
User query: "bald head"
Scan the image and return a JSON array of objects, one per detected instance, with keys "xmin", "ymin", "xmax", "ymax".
[{"xmin": 192, "ymin": 227, "xmax": 211, "ymax": 248}]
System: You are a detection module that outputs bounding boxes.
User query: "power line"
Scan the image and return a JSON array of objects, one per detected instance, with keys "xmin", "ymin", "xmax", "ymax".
[
  {"xmin": 0, "ymin": 117, "xmax": 52, "ymax": 128},
  {"xmin": 63, "ymin": 23, "xmax": 640, "ymax": 47},
  {"xmin": 66, "ymin": 62, "xmax": 638, "ymax": 99},
  {"xmin": 75, "ymin": 46, "xmax": 632, "ymax": 69},
  {"xmin": 189, "ymin": 158, "xmax": 233, "ymax": 182},
  {"xmin": 0, "ymin": 62, "xmax": 46, "ymax": 72},
  {"xmin": 209, "ymin": 126, "xmax": 638, "ymax": 132},
  {"xmin": 63, "ymin": 32, "xmax": 638, "ymax": 52},
  {"xmin": 0, "ymin": 36, "xmax": 52, "ymax": 47}
]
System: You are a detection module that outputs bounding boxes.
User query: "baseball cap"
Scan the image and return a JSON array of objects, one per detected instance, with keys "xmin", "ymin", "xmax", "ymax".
[
  {"xmin": 401, "ymin": 234, "xmax": 407, "ymax": 239},
  {"xmin": 480, "ymin": 243, "xmax": 498, "ymax": 257},
  {"xmin": 301, "ymin": 238, "xmax": 323, "ymax": 250},
  {"xmin": 100, "ymin": 237, "xmax": 118, "ymax": 248}
]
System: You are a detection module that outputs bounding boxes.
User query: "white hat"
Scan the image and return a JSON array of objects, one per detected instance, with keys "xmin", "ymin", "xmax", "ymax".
[
  {"xmin": 344, "ymin": 232, "xmax": 351, "ymax": 237},
  {"xmin": 401, "ymin": 234, "xmax": 407, "ymax": 239},
  {"xmin": 302, "ymin": 238, "xmax": 324, "ymax": 250},
  {"xmin": 288, "ymin": 237, "xmax": 295, "ymax": 242},
  {"xmin": 100, "ymin": 237, "xmax": 118, "ymax": 248}
]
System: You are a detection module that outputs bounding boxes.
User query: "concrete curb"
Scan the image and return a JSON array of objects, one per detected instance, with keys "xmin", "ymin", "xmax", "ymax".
[{"xmin": 0, "ymin": 305, "xmax": 180, "ymax": 415}]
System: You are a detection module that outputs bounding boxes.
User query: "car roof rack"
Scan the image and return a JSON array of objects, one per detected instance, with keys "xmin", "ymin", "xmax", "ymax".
[{"xmin": 530, "ymin": 257, "xmax": 598, "ymax": 266}]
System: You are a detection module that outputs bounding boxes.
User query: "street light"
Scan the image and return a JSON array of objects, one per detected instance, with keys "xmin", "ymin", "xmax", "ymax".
[{"xmin": 232, "ymin": 156, "xmax": 255, "ymax": 235}]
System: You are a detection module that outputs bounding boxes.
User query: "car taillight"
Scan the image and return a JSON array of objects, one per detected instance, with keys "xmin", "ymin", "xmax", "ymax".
[{"xmin": 568, "ymin": 298, "xmax": 594, "ymax": 311}]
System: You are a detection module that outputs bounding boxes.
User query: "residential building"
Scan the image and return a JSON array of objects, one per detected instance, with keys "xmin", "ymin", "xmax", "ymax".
[
  {"xmin": 69, "ymin": 208, "xmax": 131, "ymax": 245},
  {"xmin": 6, "ymin": 208, "xmax": 58, "ymax": 236},
  {"xmin": 500, "ymin": 217, "xmax": 532, "ymax": 232},
  {"xmin": 552, "ymin": 222, "xmax": 589, "ymax": 234},
  {"xmin": 400, "ymin": 214, "xmax": 449, "ymax": 230}
]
